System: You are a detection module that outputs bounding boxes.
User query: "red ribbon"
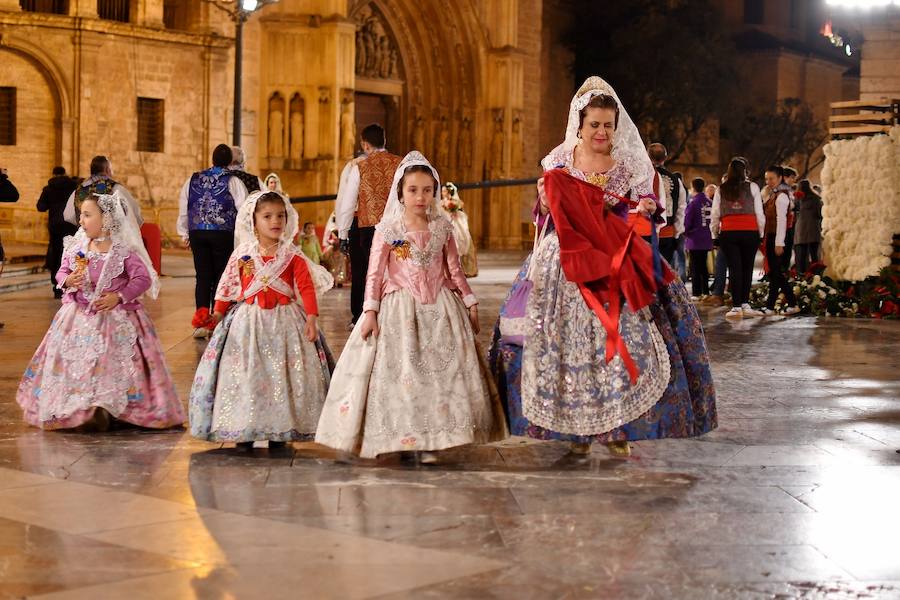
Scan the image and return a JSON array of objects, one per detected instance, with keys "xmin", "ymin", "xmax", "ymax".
[
  {"xmin": 576, "ymin": 216, "xmax": 640, "ymax": 384},
  {"xmin": 543, "ymin": 171, "xmax": 667, "ymax": 385}
]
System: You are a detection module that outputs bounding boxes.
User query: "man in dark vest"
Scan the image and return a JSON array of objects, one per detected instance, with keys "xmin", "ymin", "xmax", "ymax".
[
  {"xmin": 229, "ymin": 146, "xmax": 263, "ymax": 193},
  {"xmin": 37, "ymin": 166, "xmax": 78, "ymax": 298},
  {"xmin": 334, "ymin": 124, "xmax": 402, "ymax": 327},
  {"xmin": 647, "ymin": 143, "xmax": 686, "ymax": 267},
  {"xmin": 63, "ymin": 155, "xmax": 143, "ymax": 227},
  {"xmin": 177, "ymin": 144, "xmax": 250, "ymax": 338}
]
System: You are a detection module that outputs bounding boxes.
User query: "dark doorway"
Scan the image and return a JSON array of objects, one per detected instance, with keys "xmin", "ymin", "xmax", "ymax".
[{"xmin": 354, "ymin": 92, "xmax": 400, "ymax": 153}]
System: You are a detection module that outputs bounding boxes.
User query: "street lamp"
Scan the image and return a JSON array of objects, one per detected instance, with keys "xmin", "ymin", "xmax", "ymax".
[{"xmin": 206, "ymin": 0, "xmax": 279, "ymax": 145}]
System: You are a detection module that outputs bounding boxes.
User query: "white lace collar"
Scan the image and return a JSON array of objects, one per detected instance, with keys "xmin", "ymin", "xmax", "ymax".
[{"xmin": 376, "ymin": 216, "xmax": 453, "ymax": 269}]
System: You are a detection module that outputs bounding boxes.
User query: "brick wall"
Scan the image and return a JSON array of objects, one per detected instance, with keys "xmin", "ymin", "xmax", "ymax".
[{"xmin": 0, "ymin": 12, "xmax": 232, "ymax": 243}]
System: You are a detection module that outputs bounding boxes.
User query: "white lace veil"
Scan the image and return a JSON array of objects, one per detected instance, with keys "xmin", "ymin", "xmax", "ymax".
[
  {"xmin": 378, "ymin": 151, "xmax": 443, "ymax": 227},
  {"xmin": 542, "ymin": 76, "xmax": 655, "ymax": 197},
  {"xmin": 263, "ymin": 172, "xmax": 283, "ymax": 193},
  {"xmin": 221, "ymin": 190, "xmax": 333, "ymax": 302},
  {"xmin": 62, "ymin": 189, "xmax": 160, "ymax": 301}
]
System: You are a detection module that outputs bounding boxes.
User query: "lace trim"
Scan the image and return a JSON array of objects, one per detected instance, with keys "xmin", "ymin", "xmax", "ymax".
[
  {"xmin": 89, "ymin": 241, "xmax": 127, "ymax": 303},
  {"xmin": 38, "ymin": 308, "xmax": 139, "ymax": 422},
  {"xmin": 375, "ymin": 217, "xmax": 453, "ymax": 270},
  {"xmin": 520, "ymin": 232, "xmax": 672, "ymax": 435}
]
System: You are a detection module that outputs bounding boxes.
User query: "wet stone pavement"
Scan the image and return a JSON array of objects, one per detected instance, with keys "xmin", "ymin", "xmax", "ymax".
[{"xmin": 0, "ymin": 252, "xmax": 898, "ymax": 599}]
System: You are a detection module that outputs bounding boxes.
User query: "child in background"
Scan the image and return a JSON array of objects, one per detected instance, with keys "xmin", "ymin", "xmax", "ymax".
[
  {"xmin": 321, "ymin": 212, "xmax": 349, "ymax": 286},
  {"xmin": 440, "ymin": 182, "xmax": 478, "ymax": 277},
  {"xmin": 18, "ymin": 192, "xmax": 185, "ymax": 431},
  {"xmin": 299, "ymin": 221, "xmax": 323, "ymax": 265},
  {"xmin": 316, "ymin": 152, "xmax": 505, "ymax": 463},
  {"xmin": 189, "ymin": 191, "xmax": 335, "ymax": 450}
]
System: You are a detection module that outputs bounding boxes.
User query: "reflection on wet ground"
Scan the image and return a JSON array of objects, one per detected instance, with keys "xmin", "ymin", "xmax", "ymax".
[{"xmin": 0, "ymin": 252, "xmax": 898, "ymax": 599}]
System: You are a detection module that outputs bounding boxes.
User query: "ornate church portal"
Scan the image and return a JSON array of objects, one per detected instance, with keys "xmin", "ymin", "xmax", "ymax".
[
  {"xmin": 251, "ymin": 0, "xmax": 540, "ymax": 249},
  {"xmin": 0, "ymin": 0, "xmax": 556, "ymax": 250}
]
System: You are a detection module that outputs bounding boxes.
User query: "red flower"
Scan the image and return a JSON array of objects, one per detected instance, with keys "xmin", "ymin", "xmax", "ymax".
[
  {"xmin": 882, "ymin": 300, "xmax": 899, "ymax": 315},
  {"xmin": 794, "ymin": 191, "xmax": 805, "ymax": 200}
]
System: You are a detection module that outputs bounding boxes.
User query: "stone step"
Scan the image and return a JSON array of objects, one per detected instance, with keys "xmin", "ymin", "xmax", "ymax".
[
  {"xmin": 0, "ymin": 270, "xmax": 50, "ymax": 295},
  {"xmin": 4, "ymin": 254, "xmax": 46, "ymax": 265},
  {"xmin": 1, "ymin": 261, "xmax": 46, "ymax": 278}
]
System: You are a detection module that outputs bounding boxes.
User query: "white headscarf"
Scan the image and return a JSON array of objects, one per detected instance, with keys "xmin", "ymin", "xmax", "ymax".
[
  {"xmin": 374, "ymin": 152, "xmax": 453, "ymax": 269},
  {"xmin": 61, "ymin": 189, "xmax": 160, "ymax": 301},
  {"xmin": 542, "ymin": 76, "xmax": 655, "ymax": 197},
  {"xmin": 216, "ymin": 190, "xmax": 333, "ymax": 304},
  {"xmin": 264, "ymin": 172, "xmax": 283, "ymax": 193},
  {"xmin": 378, "ymin": 151, "xmax": 443, "ymax": 226}
]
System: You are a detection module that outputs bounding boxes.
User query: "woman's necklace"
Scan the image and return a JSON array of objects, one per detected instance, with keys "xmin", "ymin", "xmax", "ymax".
[
  {"xmin": 574, "ymin": 147, "xmax": 614, "ymax": 188},
  {"xmin": 259, "ymin": 240, "xmax": 279, "ymax": 256}
]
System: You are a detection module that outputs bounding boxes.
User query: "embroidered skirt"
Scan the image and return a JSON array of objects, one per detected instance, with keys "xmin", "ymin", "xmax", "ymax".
[
  {"xmin": 316, "ymin": 288, "xmax": 506, "ymax": 458},
  {"xmin": 189, "ymin": 302, "xmax": 333, "ymax": 442},
  {"xmin": 489, "ymin": 238, "xmax": 717, "ymax": 442},
  {"xmin": 17, "ymin": 303, "xmax": 184, "ymax": 430}
]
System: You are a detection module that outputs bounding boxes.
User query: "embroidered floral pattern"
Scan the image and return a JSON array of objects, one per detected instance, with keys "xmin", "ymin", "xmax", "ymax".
[{"xmin": 375, "ymin": 217, "xmax": 453, "ymax": 270}]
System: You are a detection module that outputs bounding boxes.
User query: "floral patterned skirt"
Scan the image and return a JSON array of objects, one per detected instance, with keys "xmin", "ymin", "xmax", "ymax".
[
  {"xmin": 189, "ymin": 302, "xmax": 334, "ymax": 442},
  {"xmin": 17, "ymin": 302, "xmax": 185, "ymax": 430},
  {"xmin": 489, "ymin": 254, "xmax": 717, "ymax": 443},
  {"xmin": 315, "ymin": 288, "xmax": 506, "ymax": 458}
]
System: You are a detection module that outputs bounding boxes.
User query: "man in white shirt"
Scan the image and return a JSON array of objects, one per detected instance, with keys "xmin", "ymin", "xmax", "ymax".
[
  {"xmin": 762, "ymin": 165, "xmax": 800, "ymax": 315},
  {"xmin": 63, "ymin": 156, "xmax": 143, "ymax": 227},
  {"xmin": 333, "ymin": 124, "xmax": 401, "ymax": 326},
  {"xmin": 176, "ymin": 144, "xmax": 250, "ymax": 337}
]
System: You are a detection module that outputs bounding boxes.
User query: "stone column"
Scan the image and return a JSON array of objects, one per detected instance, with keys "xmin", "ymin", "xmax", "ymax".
[
  {"xmin": 133, "ymin": 0, "xmax": 165, "ymax": 28},
  {"xmin": 68, "ymin": 0, "xmax": 98, "ymax": 18},
  {"xmin": 482, "ymin": 0, "xmax": 527, "ymax": 250}
]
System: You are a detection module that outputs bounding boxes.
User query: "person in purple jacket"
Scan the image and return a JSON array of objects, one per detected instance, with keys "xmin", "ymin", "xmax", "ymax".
[{"xmin": 684, "ymin": 177, "xmax": 713, "ymax": 300}]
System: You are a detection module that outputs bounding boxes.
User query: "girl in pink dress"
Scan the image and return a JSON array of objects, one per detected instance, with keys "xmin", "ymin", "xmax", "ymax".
[
  {"xmin": 316, "ymin": 152, "xmax": 505, "ymax": 461},
  {"xmin": 17, "ymin": 192, "xmax": 185, "ymax": 431}
]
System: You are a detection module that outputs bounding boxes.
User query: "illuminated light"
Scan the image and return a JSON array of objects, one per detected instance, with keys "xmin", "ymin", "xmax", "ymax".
[
  {"xmin": 845, "ymin": 43, "xmax": 853, "ymax": 55},
  {"xmin": 824, "ymin": 0, "xmax": 900, "ymax": 7},
  {"xmin": 242, "ymin": 0, "xmax": 259, "ymax": 11}
]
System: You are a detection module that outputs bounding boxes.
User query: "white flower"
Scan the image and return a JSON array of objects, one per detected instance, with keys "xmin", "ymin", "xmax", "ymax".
[
  {"xmin": 822, "ymin": 127, "xmax": 900, "ymax": 282},
  {"xmin": 818, "ymin": 290, "xmax": 827, "ymax": 299}
]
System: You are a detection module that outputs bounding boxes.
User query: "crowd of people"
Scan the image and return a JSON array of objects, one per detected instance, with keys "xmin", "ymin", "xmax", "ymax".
[
  {"xmin": 8, "ymin": 73, "xmax": 829, "ymax": 463},
  {"xmin": 688, "ymin": 160, "xmax": 824, "ymax": 318},
  {"xmin": 13, "ymin": 76, "xmax": 724, "ymax": 465}
]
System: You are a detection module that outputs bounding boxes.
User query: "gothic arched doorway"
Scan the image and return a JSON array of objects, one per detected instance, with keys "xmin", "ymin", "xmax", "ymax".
[{"xmin": 348, "ymin": 0, "xmax": 485, "ymax": 184}]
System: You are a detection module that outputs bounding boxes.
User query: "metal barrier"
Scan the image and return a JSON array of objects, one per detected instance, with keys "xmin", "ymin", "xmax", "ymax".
[{"xmin": 288, "ymin": 176, "xmax": 539, "ymax": 204}]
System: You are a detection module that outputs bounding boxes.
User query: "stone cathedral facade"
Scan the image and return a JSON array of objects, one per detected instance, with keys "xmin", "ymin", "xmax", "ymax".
[{"xmin": 0, "ymin": 0, "xmax": 571, "ymax": 249}]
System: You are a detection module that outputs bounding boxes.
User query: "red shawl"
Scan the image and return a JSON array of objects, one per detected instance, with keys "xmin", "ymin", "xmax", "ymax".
[{"xmin": 543, "ymin": 169, "xmax": 674, "ymax": 382}]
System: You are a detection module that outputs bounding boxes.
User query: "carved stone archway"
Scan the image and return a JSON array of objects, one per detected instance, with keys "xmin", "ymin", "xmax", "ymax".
[{"xmin": 348, "ymin": 0, "xmax": 488, "ymax": 236}]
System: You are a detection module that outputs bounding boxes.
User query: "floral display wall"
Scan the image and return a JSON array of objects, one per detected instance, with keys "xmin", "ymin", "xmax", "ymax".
[{"xmin": 820, "ymin": 126, "xmax": 900, "ymax": 281}]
